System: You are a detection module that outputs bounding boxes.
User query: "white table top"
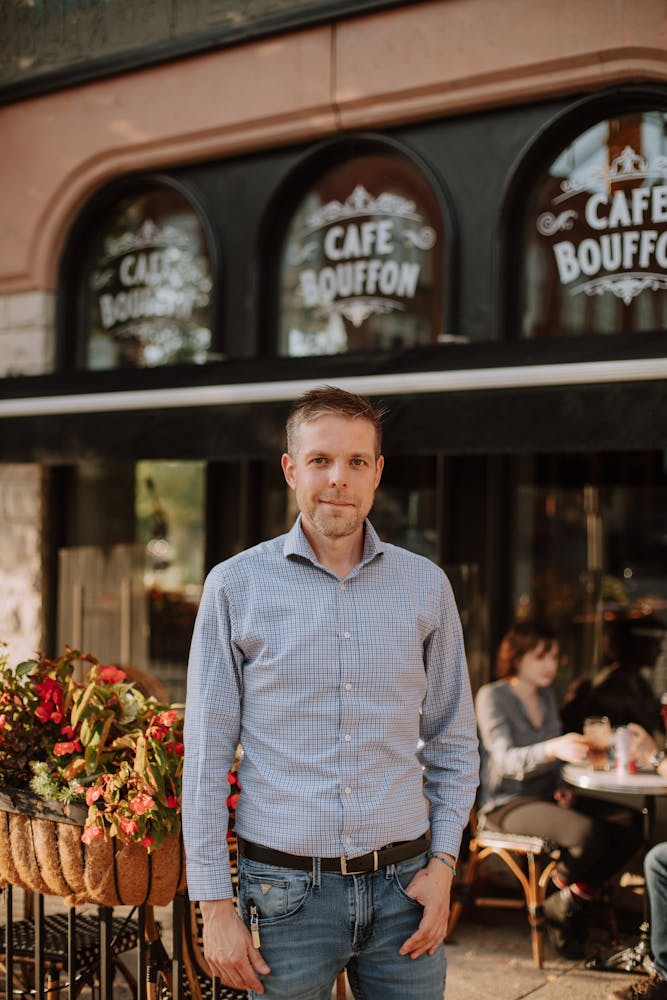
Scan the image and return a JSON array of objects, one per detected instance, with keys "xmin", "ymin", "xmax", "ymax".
[{"xmin": 562, "ymin": 763, "xmax": 667, "ymax": 796}]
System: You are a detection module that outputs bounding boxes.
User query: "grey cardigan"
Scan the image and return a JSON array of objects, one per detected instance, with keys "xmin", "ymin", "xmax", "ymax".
[{"xmin": 475, "ymin": 679, "xmax": 562, "ymax": 814}]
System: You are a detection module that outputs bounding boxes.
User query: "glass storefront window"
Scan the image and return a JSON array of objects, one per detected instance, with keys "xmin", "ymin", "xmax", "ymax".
[
  {"xmin": 58, "ymin": 460, "xmax": 205, "ymax": 704},
  {"xmin": 520, "ymin": 110, "xmax": 667, "ymax": 338},
  {"xmin": 78, "ymin": 186, "xmax": 213, "ymax": 369},
  {"xmin": 277, "ymin": 152, "xmax": 445, "ymax": 356},
  {"xmin": 511, "ymin": 452, "xmax": 667, "ymax": 702}
]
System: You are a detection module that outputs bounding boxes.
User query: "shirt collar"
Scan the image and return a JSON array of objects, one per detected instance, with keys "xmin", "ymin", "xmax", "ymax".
[{"xmin": 283, "ymin": 514, "xmax": 386, "ymax": 571}]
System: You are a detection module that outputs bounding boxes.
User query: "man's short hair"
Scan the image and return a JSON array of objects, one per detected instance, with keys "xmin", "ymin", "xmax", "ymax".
[{"xmin": 286, "ymin": 385, "xmax": 386, "ymax": 457}]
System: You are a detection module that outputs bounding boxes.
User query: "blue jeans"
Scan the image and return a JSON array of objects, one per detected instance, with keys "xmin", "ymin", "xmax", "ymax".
[
  {"xmin": 645, "ymin": 842, "xmax": 667, "ymax": 981},
  {"xmin": 238, "ymin": 852, "xmax": 446, "ymax": 1000}
]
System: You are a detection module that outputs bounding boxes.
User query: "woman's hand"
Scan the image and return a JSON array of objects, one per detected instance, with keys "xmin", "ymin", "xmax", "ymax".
[
  {"xmin": 554, "ymin": 785, "xmax": 577, "ymax": 809},
  {"xmin": 627, "ymin": 723, "xmax": 658, "ymax": 766},
  {"xmin": 546, "ymin": 733, "xmax": 588, "ymax": 763}
]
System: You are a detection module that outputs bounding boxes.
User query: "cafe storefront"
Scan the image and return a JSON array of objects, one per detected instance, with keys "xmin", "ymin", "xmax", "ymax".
[{"xmin": 0, "ymin": 2, "xmax": 665, "ymax": 703}]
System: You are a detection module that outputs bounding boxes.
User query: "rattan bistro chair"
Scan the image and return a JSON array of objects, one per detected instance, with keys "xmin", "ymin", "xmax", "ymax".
[{"xmin": 447, "ymin": 808, "xmax": 558, "ymax": 969}]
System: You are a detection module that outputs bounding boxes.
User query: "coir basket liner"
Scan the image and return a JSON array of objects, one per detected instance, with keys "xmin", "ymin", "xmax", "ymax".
[{"xmin": 0, "ymin": 788, "xmax": 186, "ymax": 907}]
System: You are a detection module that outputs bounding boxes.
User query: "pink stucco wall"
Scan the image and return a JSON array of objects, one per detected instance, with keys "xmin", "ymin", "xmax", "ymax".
[{"xmin": 1, "ymin": 0, "xmax": 665, "ymax": 295}]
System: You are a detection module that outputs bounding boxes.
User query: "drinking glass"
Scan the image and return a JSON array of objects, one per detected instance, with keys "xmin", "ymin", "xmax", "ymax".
[{"xmin": 583, "ymin": 716, "xmax": 611, "ymax": 770}]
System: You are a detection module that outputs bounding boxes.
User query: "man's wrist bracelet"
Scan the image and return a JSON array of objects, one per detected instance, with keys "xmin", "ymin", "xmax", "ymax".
[{"xmin": 428, "ymin": 852, "xmax": 457, "ymax": 876}]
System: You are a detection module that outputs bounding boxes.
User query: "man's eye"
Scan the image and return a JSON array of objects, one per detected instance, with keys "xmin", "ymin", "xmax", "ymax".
[
  {"xmin": 311, "ymin": 457, "xmax": 326, "ymax": 464},
  {"xmin": 351, "ymin": 459, "xmax": 365, "ymax": 467}
]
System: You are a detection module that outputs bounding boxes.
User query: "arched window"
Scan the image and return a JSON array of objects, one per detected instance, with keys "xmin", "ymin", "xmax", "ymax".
[
  {"xmin": 273, "ymin": 141, "xmax": 449, "ymax": 357},
  {"xmin": 65, "ymin": 182, "xmax": 215, "ymax": 369},
  {"xmin": 518, "ymin": 107, "xmax": 667, "ymax": 339}
]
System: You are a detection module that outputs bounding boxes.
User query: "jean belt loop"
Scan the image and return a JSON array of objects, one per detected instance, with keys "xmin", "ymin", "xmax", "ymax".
[
  {"xmin": 385, "ymin": 862, "xmax": 395, "ymax": 879},
  {"xmin": 312, "ymin": 856, "xmax": 321, "ymax": 889}
]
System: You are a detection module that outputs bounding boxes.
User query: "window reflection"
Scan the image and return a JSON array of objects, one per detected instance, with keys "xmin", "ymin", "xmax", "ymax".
[
  {"xmin": 521, "ymin": 110, "xmax": 667, "ymax": 338},
  {"xmin": 278, "ymin": 153, "xmax": 445, "ymax": 356},
  {"xmin": 80, "ymin": 187, "xmax": 213, "ymax": 369},
  {"xmin": 511, "ymin": 452, "xmax": 667, "ymax": 701},
  {"xmin": 59, "ymin": 461, "xmax": 205, "ymax": 704}
]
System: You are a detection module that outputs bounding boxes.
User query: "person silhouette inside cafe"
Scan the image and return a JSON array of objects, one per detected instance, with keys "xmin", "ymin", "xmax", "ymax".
[{"xmin": 561, "ymin": 616, "xmax": 665, "ymax": 736}]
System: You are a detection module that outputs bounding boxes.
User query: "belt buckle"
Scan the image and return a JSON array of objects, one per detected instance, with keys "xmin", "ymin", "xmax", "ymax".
[{"xmin": 340, "ymin": 850, "xmax": 379, "ymax": 875}]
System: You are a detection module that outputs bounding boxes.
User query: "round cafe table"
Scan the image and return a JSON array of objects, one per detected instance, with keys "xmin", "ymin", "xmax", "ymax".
[{"xmin": 562, "ymin": 762, "xmax": 667, "ymax": 974}]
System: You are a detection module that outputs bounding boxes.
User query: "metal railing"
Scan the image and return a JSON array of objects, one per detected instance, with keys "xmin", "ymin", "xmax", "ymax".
[{"xmin": 1, "ymin": 884, "xmax": 175, "ymax": 1000}]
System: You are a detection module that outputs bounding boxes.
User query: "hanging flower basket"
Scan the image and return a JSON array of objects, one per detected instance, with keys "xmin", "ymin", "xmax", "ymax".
[
  {"xmin": 0, "ymin": 785, "xmax": 186, "ymax": 907},
  {"xmin": 0, "ymin": 647, "xmax": 186, "ymax": 906}
]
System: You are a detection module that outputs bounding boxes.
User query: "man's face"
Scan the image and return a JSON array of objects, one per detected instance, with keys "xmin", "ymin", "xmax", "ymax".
[{"xmin": 281, "ymin": 414, "xmax": 384, "ymax": 542}]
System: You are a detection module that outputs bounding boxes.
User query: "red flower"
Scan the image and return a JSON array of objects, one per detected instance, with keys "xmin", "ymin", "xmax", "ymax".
[
  {"xmin": 98, "ymin": 665, "xmax": 127, "ymax": 684},
  {"xmin": 85, "ymin": 786, "xmax": 103, "ymax": 806},
  {"xmin": 100, "ymin": 663, "xmax": 127, "ymax": 684},
  {"xmin": 119, "ymin": 816, "xmax": 139, "ymax": 838},
  {"xmin": 35, "ymin": 704, "xmax": 52, "ymax": 723},
  {"xmin": 53, "ymin": 740, "xmax": 82, "ymax": 756},
  {"xmin": 173, "ymin": 742, "xmax": 184, "ymax": 756},
  {"xmin": 81, "ymin": 824, "xmax": 104, "ymax": 845},
  {"xmin": 35, "ymin": 677, "xmax": 65, "ymax": 724},
  {"xmin": 166, "ymin": 795, "xmax": 178, "ymax": 809},
  {"xmin": 141, "ymin": 834, "xmax": 155, "ymax": 849},
  {"xmin": 60, "ymin": 724, "xmax": 76, "ymax": 739},
  {"xmin": 226, "ymin": 792, "xmax": 240, "ymax": 811},
  {"xmin": 129, "ymin": 792, "xmax": 154, "ymax": 815},
  {"xmin": 36, "ymin": 678, "xmax": 61, "ymax": 700},
  {"xmin": 0, "ymin": 714, "xmax": 6, "ymax": 730}
]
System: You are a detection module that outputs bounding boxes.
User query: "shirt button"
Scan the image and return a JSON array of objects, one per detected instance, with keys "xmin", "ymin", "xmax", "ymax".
[
  {"xmin": 345, "ymin": 836, "xmax": 352, "ymax": 845},
  {"xmin": 343, "ymin": 631, "xmax": 351, "ymax": 638},
  {"xmin": 344, "ymin": 683, "xmax": 352, "ymax": 691},
  {"xmin": 340, "ymin": 582, "xmax": 346, "ymax": 590},
  {"xmin": 344, "ymin": 734, "xmax": 351, "ymax": 742},
  {"xmin": 344, "ymin": 787, "xmax": 352, "ymax": 795}
]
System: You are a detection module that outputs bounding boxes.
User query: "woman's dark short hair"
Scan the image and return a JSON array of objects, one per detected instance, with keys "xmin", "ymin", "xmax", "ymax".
[{"xmin": 496, "ymin": 622, "xmax": 558, "ymax": 679}]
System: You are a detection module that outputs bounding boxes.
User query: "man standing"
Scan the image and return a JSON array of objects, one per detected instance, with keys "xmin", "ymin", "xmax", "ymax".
[{"xmin": 183, "ymin": 386, "xmax": 479, "ymax": 999}]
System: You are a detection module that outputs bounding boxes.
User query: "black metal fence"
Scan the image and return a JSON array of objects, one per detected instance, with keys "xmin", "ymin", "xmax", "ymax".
[{"xmin": 0, "ymin": 884, "xmax": 248, "ymax": 1000}]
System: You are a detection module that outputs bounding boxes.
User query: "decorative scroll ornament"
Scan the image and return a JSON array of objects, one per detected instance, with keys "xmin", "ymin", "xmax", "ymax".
[
  {"xmin": 570, "ymin": 272, "xmax": 667, "ymax": 306},
  {"xmin": 305, "ymin": 185, "xmax": 421, "ymax": 231},
  {"xmin": 329, "ymin": 297, "xmax": 403, "ymax": 327},
  {"xmin": 402, "ymin": 226, "xmax": 437, "ymax": 250},
  {"xmin": 556, "ymin": 146, "xmax": 667, "ymax": 203},
  {"xmin": 90, "ymin": 268, "xmax": 113, "ymax": 291},
  {"xmin": 286, "ymin": 241, "xmax": 319, "ymax": 266},
  {"xmin": 103, "ymin": 220, "xmax": 194, "ymax": 259},
  {"xmin": 536, "ymin": 210, "xmax": 578, "ymax": 235}
]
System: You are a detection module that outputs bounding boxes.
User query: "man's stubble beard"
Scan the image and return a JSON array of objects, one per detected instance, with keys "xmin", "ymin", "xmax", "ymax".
[{"xmin": 309, "ymin": 504, "xmax": 364, "ymax": 539}]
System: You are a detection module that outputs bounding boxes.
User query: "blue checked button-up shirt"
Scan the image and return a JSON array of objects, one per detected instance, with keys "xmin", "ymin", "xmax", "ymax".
[{"xmin": 183, "ymin": 516, "xmax": 479, "ymax": 900}]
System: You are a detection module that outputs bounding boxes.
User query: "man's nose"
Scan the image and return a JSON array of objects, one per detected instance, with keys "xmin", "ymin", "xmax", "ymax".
[{"xmin": 328, "ymin": 461, "xmax": 348, "ymax": 486}]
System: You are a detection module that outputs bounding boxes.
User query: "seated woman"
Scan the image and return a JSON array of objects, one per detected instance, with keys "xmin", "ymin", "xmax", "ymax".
[{"xmin": 476, "ymin": 621, "xmax": 643, "ymax": 958}]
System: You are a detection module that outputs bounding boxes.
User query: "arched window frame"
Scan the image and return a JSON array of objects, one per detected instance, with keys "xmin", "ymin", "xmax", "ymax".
[
  {"xmin": 499, "ymin": 85, "xmax": 667, "ymax": 342},
  {"xmin": 258, "ymin": 133, "xmax": 458, "ymax": 359},
  {"xmin": 57, "ymin": 173, "xmax": 221, "ymax": 372}
]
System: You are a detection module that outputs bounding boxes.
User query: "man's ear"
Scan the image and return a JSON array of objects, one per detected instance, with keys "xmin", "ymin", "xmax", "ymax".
[
  {"xmin": 281, "ymin": 452, "xmax": 296, "ymax": 489},
  {"xmin": 375, "ymin": 454, "xmax": 385, "ymax": 488}
]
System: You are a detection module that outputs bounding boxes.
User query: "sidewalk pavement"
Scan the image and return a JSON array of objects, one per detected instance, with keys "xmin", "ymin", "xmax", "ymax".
[{"xmin": 443, "ymin": 901, "xmax": 646, "ymax": 1000}]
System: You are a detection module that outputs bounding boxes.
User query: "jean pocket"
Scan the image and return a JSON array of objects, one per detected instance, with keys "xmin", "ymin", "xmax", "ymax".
[
  {"xmin": 391, "ymin": 851, "xmax": 429, "ymax": 908},
  {"xmin": 239, "ymin": 859, "xmax": 312, "ymax": 924}
]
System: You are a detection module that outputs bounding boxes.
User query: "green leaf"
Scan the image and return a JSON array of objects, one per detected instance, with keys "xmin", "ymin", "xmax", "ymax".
[
  {"xmin": 84, "ymin": 743, "xmax": 98, "ymax": 774},
  {"xmin": 16, "ymin": 660, "xmax": 37, "ymax": 676},
  {"xmin": 71, "ymin": 683, "xmax": 97, "ymax": 728}
]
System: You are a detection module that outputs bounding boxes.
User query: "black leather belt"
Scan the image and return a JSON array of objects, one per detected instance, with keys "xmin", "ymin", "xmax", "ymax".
[{"xmin": 238, "ymin": 833, "xmax": 430, "ymax": 875}]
